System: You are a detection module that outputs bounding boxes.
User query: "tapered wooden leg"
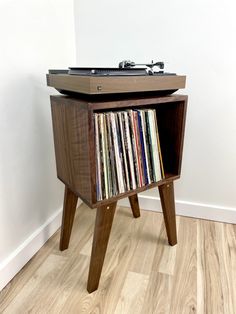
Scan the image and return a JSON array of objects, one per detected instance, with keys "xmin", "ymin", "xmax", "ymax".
[
  {"xmin": 158, "ymin": 182, "xmax": 177, "ymax": 246},
  {"xmin": 128, "ymin": 194, "xmax": 141, "ymax": 218},
  {"xmin": 59, "ymin": 186, "xmax": 78, "ymax": 251},
  {"xmin": 87, "ymin": 202, "xmax": 117, "ymax": 293}
]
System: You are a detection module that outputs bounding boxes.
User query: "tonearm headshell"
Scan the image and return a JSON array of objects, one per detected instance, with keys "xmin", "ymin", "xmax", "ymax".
[{"xmin": 119, "ymin": 60, "xmax": 165, "ymax": 75}]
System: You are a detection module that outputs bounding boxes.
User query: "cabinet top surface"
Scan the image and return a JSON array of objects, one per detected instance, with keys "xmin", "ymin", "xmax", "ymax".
[{"xmin": 51, "ymin": 94, "xmax": 188, "ymax": 111}]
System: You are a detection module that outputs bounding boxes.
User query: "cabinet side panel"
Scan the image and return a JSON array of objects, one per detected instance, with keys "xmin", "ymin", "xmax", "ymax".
[
  {"xmin": 50, "ymin": 97, "xmax": 92, "ymax": 204},
  {"xmin": 157, "ymin": 100, "xmax": 187, "ymax": 176}
]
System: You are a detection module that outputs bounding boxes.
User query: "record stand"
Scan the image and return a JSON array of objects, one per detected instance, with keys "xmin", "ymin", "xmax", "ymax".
[{"xmin": 49, "ymin": 73, "xmax": 187, "ymax": 293}]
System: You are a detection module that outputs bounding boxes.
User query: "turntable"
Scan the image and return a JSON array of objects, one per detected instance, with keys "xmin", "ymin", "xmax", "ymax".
[{"xmin": 46, "ymin": 60, "xmax": 186, "ymax": 96}]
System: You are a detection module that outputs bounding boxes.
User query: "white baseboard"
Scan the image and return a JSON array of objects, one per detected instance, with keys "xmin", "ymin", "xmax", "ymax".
[
  {"xmin": 118, "ymin": 195, "xmax": 236, "ymax": 224},
  {"xmin": 0, "ymin": 198, "xmax": 83, "ymax": 291},
  {"xmin": 0, "ymin": 208, "xmax": 63, "ymax": 291}
]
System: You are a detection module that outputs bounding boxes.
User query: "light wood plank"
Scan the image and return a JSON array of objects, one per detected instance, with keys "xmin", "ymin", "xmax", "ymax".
[
  {"xmin": 1, "ymin": 204, "xmax": 236, "ymax": 314},
  {"xmin": 3, "ymin": 254, "xmax": 68, "ymax": 314},
  {"xmin": 129, "ymin": 210, "xmax": 162, "ymax": 275},
  {"xmin": 151, "ymin": 215, "xmax": 180, "ymax": 275},
  {"xmin": 197, "ymin": 219, "xmax": 224, "ymax": 314},
  {"xmin": 47, "ymin": 254, "xmax": 89, "ymax": 313},
  {"xmin": 0, "ymin": 230, "xmax": 58, "ymax": 312},
  {"xmin": 216, "ymin": 223, "xmax": 234, "ymax": 314},
  {"xmin": 158, "ymin": 216, "xmax": 180, "ymax": 275},
  {"xmin": 142, "ymin": 272, "xmax": 172, "ymax": 314},
  {"xmin": 198, "ymin": 220, "xmax": 236, "ymax": 314},
  {"xmin": 114, "ymin": 271, "xmax": 149, "ymax": 314},
  {"xmin": 197, "ymin": 218, "xmax": 204, "ymax": 314},
  {"xmin": 169, "ymin": 216, "xmax": 197, "ymax": 314},
  {"xmin": 225, "ymin": 223, "xmax": 236, "ymax": 314},
  {"xmin": 80, "ymin": 235, "xmax": 93, "ymax": 256}
]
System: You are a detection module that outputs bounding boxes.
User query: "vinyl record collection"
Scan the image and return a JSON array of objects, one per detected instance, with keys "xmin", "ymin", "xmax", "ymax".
[{"xmin": 94, "ymin": 109, "xmax": 165, "ymax": 201}]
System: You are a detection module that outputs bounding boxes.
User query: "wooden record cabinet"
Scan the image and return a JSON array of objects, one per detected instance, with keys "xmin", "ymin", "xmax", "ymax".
[{"xmin": 50, "ymin": 93, "xmax": 187, "ymax": 293}]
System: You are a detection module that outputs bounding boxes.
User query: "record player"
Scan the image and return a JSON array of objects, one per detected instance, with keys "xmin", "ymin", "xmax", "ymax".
[{"xmin": 46, "ymin": 60, "xmax": 186, "ymax": 96}]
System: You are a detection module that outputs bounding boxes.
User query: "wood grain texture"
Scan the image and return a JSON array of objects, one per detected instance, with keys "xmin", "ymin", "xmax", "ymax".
[
  {"xmin": 50, "ymin": 93, "xmax": 186, "ymax": 292},
  {"xmin": 141, "ymin": 272, "xmax": 172, "ymax": 314},
  {"xmin": 89, "ymin": 94, "xmax": 187, "ymax": 110},
  {"xmin": 156, "ymin": 98, "xmax": 187, "ymax": 176},
  {"xmin": 59, "ymin": 186, "xmax": 78, "ymax": 251},
  {"xmin": 61, "ymin": 205, "xmax": 140, "ymax": 314},
  {"xmin": 50, "ymin": 94, "xmax": 187, "ymax": 208},
  {"xmin": 2, "ymin": 254, "xmax": 68, "ymax": 314},
  {"xmin": 51, "ymin": 96, "xmax": 93, "ymax": 205},
  {"xmin": 114, "ymin": 271, "xmax": 149, "ymax": 314},
  {"xmin": 158, "ymin": 216, "xmax": 180, "ymax": 275},
  {"xmin": 158, "ymin": 182, "xmax": 177, "ymax": 246},
  {"xmin": 129, "ymin": 210, "xmax": 161, "ymax": 275},
  {"xmin": 169, "ymin": 216, "xmax": 197, "ymax": 314},
  {"xmin": 47, "ymin": 73, "xmax": 186, "ymax": 95},
  {"xmin": 1, "ymin": 203, "xmax": 236, "ymax": 314},
  {"xmin": 150, "ymin": 216, "xmax": 179, "ymax": 276},
  {"xmin": 128, "ymin": 194, "xmax": 141, "ymax": 218},
  {"xmin": 197, "ymin": 219, "xmax": 236, "ymax": 314},
  {"xmin": 87, "ymin": 202, "xmax": 117, "ymax": 293},
  {"xmin": 92, "ymin": 174, "xmax": 180, "ymax": 208}
]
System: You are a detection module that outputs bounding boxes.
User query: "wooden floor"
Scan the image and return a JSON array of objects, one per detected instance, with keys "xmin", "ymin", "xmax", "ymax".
[{"xmin": 0, "ymin": 203, "xmax": 236, "ymax": 314}]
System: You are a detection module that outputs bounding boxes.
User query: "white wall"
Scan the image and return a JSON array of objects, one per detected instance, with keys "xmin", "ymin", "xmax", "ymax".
[
  {"xmin": 0, "ymin": 0, "xmax": 75, "ymax": 289},
  {"xmin": 0, "ymin": 0, "xmax": 235, "ymax": 291},
  {"xmin": 74, "ymin": 0, "xmax": 236, "ymax": 217}
]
